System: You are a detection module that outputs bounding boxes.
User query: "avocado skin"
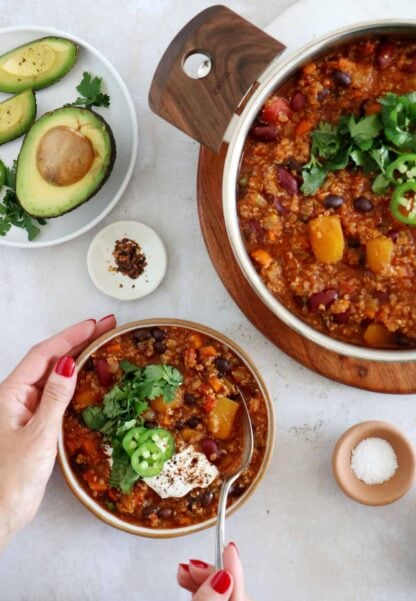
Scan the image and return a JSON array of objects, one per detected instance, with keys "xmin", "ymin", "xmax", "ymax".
[
  {"xmin": 0, "ymin": 37, "xmax": 79, "ymax": 93},
  {"xmin": 15, "ymin": 106, "xmax": 116, "ymax": 218},
  {"xmin": 0, "ymin": 89, "xmax": 37, "ymax": 145}
]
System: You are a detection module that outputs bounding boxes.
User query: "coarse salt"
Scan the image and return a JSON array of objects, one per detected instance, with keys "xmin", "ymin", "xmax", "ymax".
[{"xmin": 351, "ymin": 437, "xmax": 398, "ymax": 485}]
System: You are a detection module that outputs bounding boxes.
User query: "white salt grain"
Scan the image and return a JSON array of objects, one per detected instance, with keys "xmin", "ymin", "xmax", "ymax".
[{"xmin": 351, "ymin": 437, "xmax": 398, "ymax": 485}]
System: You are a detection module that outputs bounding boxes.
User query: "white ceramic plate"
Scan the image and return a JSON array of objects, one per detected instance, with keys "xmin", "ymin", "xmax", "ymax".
[
  {"xmin": 87, "ymin": 221, "xmax": 167, "ymax": 300},
  {"xmin": 0, "ymin": 26, "xmax": 138, "ymax": 248}
]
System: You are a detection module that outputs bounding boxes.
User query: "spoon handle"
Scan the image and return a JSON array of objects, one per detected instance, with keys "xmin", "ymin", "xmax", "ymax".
[{"xmin": 215, "ymin": 478, "xmax": 233, "ymax": 570}]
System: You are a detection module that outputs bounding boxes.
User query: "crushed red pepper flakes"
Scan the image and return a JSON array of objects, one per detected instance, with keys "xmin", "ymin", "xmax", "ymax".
[{"xmin": 110, "ymin": 237, "xmax": 147, "ymax": 280}]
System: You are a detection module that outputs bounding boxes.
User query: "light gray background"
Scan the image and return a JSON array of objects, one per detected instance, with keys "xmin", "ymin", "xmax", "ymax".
[{"xmin": 1, "ymin": 1, "xmax": 416, "ymax": 600}]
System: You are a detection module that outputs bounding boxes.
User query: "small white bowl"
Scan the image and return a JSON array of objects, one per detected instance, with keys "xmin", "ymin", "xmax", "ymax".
[{"xmin": 87, "ymin": 221, "xmax": 167, "ymax": 300}]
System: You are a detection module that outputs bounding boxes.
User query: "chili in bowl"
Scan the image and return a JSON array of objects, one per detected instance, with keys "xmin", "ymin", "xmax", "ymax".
[{"xmin": 58, "ymin": 319, "xmax": 274, "ymax": 538}]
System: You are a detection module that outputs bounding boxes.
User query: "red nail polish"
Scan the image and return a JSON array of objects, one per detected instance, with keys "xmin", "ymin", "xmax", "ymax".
[
  {"xmin": 229, "ymin": 542, "xmax": 239, "ymax": 554},
  {"xmin": 190, "ymin": 559, "xmax": 209, "ymax": 569},
  {"xmin": 99, "ymin": 314, "xmax": 114, "ymax": 322},
  {"xmin": 55, "ymin": 356, "xmax": 76, "ymax": 378},
  {"xmin": 179, "ymin": 563, "xmax": 190, "ymax": 572},
  {"xmin": 210, "ymin": 571, "xmax": 231, "ymax": 594}
]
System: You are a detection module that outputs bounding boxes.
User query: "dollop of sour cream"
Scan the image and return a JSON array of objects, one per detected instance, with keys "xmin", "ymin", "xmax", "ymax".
[{"xmin": 144, "ymin": 446, "xmax": 219, "ymax": 499}]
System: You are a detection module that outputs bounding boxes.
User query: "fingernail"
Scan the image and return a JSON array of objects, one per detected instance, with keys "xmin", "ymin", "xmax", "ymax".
[
  {"xmin": 229, "ymin": 542, "xmax": 239, "ymax": 554},
  {"xmin": 179, "ymin": 563, "xmax": 190, "ymax": 572},
  {"xmin": 99, "ymin": 314, "xmax": 114, "ymax": 322},
  {"xmin": 190, "ymin": 559, "xmax": 209, "ymax": 569},
  {"xmin": 55, "ymin": 356, "xmax": 76, "ymax": 378},
  {"xmin": 210, "ymin": 570, "xmax": 231, "ymax": 594}
]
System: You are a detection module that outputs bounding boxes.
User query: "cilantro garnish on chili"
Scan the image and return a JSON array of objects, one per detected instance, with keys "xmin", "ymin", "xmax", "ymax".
[{"xmin": 301, "ymin": 92, "xmax": 416, "ymax": 224}]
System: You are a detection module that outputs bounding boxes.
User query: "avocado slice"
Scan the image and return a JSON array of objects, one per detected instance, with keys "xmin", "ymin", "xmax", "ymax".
[
  {"xmin": 0, "ymin": 89, "xmax": 36, "ymax": 144},
  {"xmin": 16, "ymin": 106, "xmax": 116, "ymax": 218},
  {"xmin": 0, "ymin": 37, "xmax": 78, "ymax": 93}
]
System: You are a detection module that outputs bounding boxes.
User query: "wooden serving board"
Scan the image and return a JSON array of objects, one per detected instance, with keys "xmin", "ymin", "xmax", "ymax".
[{"xmin": 197, "ymin": 145, "xmax": 416, "ymax": 394}]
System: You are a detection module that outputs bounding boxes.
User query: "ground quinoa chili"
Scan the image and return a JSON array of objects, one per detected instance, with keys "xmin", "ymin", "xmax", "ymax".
[
  {"xmin": 63, "ymin": 326, "xmax": 268, "ymax": 529},
  {"xmin": 238, "ymin": 37, "xmax": 416, "ymax": 348}
]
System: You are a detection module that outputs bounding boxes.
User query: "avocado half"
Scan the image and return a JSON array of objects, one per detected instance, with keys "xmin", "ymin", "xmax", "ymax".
[
  {"xmin": 0, "ymin": 37, "xmax": 78, "ymax": 93},
  {"xmin": 0, "ymin": 89, "xmax": 36, "ymax": 144},
  {"xmin": 16, "ymin": 106, "xmax": 116, "ymax": 218}
]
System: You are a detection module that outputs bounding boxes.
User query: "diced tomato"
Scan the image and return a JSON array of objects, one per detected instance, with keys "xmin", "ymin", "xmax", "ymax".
[
  {"xmin": 261, "ymin": 96, "xmax": 292, "ymax": 124},
  {"xmin": 199, "ymin": 346, "xmax": 218, "ymax": 358},
  {"xmin": 203, "ymin": 395, "xmax": 217, "ymax": 414},
  {"xmin": 105, "ymin": 340, "xmax": 122, "ymax": 354},
  {"xmin": 66, "ymin": 439, "xmax": 79, "ymax": 455},
  {"xmin": 95, "ymin": 359, "xmax": 113, "ymax": 387},
  {"xmin": 73, "ymin": 388, "xmax": 100, "ymax": 411},
  {"xmin": 208, "ymin": 375, "xmax": 223, "ymax": 393},
  {"xmin": 81, "ymin": 437, "xmax": 98, "ymax": 456},
  {"xmin": 108, "ymin": 488, "xmax": 120, "ymax": 502}
]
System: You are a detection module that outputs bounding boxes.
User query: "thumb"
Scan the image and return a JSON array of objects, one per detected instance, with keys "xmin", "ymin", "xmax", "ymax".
[
  {"xmin": 33, "ymin": 356, "xmax": 77, "ymax": 434},
  {"xmin": 193, "ymin": 570, "xmax": 233, "ymax": 601}
]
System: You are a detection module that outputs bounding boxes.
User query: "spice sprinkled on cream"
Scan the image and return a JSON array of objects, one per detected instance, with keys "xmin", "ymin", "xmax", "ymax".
[
  {"xmin": 351, "ymin": 437, "xmax": 398, "ymax": 485},
  {"xmin": 144, "ymin": 446, "xmax": 219, "ymax": 499}
]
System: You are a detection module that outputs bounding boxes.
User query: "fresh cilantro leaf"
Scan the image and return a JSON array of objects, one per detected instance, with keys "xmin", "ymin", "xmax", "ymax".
[
  {"xmin": 379, "ymin": 92, "xmax": 416, "ymax": 150},
  {"xmin": 71, "ymin": 71, "xmax": 111, "ymax": 108},
  {"xmin": 311, "ymin": 122, "xmax": 340, "ymax": 158},
  {"xmin": 82, "ymin": 406, "xmax": 107, "ymax": 430},
  {"xmin": 372, "ymin": 173, "xmax": 391, "ymax": 194},
  {"xmin": 347, "ymin": 114, "xmax": 382, "ymax": 150},
  {"xmin": 109, "ymin": 439, "xmax": 140, "ymax": 493},
  {"xmin": 301, "ymin": 153, "xmax": 327, "ymax": 195}
]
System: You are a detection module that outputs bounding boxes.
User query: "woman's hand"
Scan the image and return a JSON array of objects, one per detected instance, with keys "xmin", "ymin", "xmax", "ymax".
[
  {"xmin": 0, "ymin": 315, "xmax": 116, "ymax": 551},
  {"xmin": 177, "ymin": 543, "xmax": 252, "ymax": 601}
]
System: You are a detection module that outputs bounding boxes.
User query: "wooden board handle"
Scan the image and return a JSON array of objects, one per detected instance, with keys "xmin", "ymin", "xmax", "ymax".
[{"xmin": 148, "ymin": 5, "xmax": 286, "ymax": 152}]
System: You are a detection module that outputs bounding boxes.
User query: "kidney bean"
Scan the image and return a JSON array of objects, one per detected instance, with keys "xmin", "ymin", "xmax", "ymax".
[
  {"xmin": 215, "ymin": 357, "xmax": 230, "ymax": 375},
  {"xmin": 290, "ymin": 91, "xmax": 306, "ymax": 111},
  {"xmin": 307, "ymin": 289, "xmax": 338, "ymax": 313},
  {"xmin": 201, "ymin": 438, "xmax": 220, "ymax": 462},
  {"xmin": 376, "ymin": 41, "xmax": 395, "ymax": 70},
  {"xmin": 184, "ymin": 393, "xmax": 197, "ymax": 406},
  {"xmin": 332, "ymin": 69, "xmax": 352, "ymax": 87},
  {"xmin": 333, "ymin": 310, "xmax": 350, "ymax": 324},
  {"xmin": 154, "ymin": 341, "xmax": 166, "ymax": 354},
  {"xmin": 265, "ymin": 194, "xmax": 290, "ymax": 216},
  {"xmin": 142, "ymin": 505, "xmax": 158, "ymax": 519},
  {"xmin": 95, "ymin": 359, "xmax": 113, "ymax": 387},
  {"xmin": 187, "ymin": 416, "xmax": 201, "ymax": 429},
  {"xmin": 393, "ymin": 332, "xmax": 415, "ymax": 348},
  {"xmin": 248, "ymin": 218, "xmax": 264, "ymax": 236},
  {"xmin": 200, "ymin": 491, "xmax": 214, "ymax": 507},
  {"xmin": 387, "ymin": 229, "xmax": 399, "ymax": 242},
  {"xmin": 354, "ymin": 196, "xmax": 373, "ymax": 212},
  {"xmin": 152, "ymin": 328, "xmax": 166, "ymax": 341},
  {"xmin": 133, "ymin": 328, "xmax": 152, "ymax": 342},
  {"xmin": 277, "ymin": 166, "xmax": 299, "ymax": 195},
  {"xmin": 373, "ymin": 290, "xmax": 389, "ymax": 304},
  {"xmin": 324, "ymin": 194, "xmax": 344, "ymax": 209},
  {"xmin": 250, "ymin": 124, "xmax": 278, "ymax": 142},
  {"xmin": 157, "ymin": 507, "xmax": 173, "ymax": 519},
  {"xmin": 402, "ymin": 51, "xmax": 416, "ymax": 74}
]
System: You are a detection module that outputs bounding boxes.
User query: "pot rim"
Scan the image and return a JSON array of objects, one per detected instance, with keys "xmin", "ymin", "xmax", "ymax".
[
  {"xmin": 57, "ymin": 318, "xmax": 275, "ymax": 539},
  {"xmin": 223, "ymin": 19, "xmax": 416, "ymax": 363}
]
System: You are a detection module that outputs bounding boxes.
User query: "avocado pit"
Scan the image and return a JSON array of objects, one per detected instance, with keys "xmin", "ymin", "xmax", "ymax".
[{"xmin": 36, "ymin": 125, "xmax": 94, "ymax": 186}]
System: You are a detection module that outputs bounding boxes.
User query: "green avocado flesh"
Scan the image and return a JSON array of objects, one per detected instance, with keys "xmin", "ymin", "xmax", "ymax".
[
  {"xmin": 0, "ymin": 89, "xmax": 36, "ymax": 144},
  {"xmin": 16, "ymin": 106, "xmax": 116, "ymax": 218},
  {"xmin": 0, "ymin": 37, "xmax": 78, "ymax": 93}
]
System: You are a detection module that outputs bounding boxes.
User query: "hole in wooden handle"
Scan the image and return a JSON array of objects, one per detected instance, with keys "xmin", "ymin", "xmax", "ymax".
[{"xmin": 182, "ymin": 51, "xmax": 212, "ymax": 79}]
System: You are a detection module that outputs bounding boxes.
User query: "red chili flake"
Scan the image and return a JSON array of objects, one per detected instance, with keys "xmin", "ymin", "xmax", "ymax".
[{"xmin": 110, "ymin": 238, "xmax": 147, "ymax": 280}]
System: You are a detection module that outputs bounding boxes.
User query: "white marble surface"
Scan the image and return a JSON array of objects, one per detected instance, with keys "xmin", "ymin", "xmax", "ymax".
[{"xmin": 1, "ymin": 1, "xmax": 416, "ymax": 600}]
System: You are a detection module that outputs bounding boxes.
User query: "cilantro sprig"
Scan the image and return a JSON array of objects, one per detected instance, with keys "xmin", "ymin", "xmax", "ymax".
[
  {"xmin": 301, "ymin": 92, "xmax": 416, "ymax": 196},
  {"xmin": 71, "ymin": 71, "xmax": 111, "ymax": 108},
  {"xmin": 0, "ymin": 160, "xmax": 46, "ymax": 241}
]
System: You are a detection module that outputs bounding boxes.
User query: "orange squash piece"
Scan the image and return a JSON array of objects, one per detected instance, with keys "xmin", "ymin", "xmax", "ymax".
[
  {"xmin": 251, "ymin": 249, "xmax": 273, "ymax": 269},
  {"xmin": 73, "ymin": 388, "xmax": 100, "ymax": 411},
  {"xmin": 150, "ymin": 391, "xmax": 183, "ymax": 414},
  {"xmin": 363, "ymin": 323, "xmax": 391, "ymax": 347},
  {"xmin": 208, "ymin": 396, "xmax": 240, "ymax": 440},
  {"xmin": 309, "ymin": 215, "xmax": 345, "ymax": 264},
  {"xmin": 366, "ymin": 236, "xmax": 394, "ymax": 274}
]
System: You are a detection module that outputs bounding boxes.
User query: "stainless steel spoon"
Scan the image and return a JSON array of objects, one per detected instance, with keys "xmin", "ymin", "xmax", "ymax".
[{"xmin": 215, "ymin": 387, "xmax": 254, "ymax": 569}]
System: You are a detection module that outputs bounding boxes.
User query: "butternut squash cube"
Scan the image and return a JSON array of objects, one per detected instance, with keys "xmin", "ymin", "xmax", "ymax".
[
  {"xmin": 363, "ymin": 323, "xmax": 391, "ymax": 347},
  {"xmin": 309, "ymin": 215, "xmax": 344, "ymax": 264},
  {"xmin": 151, "ymin": 390, "xmax": 183, "ymax": 413},
  {"xmin": 208, "ymin": 396, "xmax": 240, "ymax": 440},
  {"xmin": 366, "ymin": 236, "xmax": 394, "ymax": 274}
]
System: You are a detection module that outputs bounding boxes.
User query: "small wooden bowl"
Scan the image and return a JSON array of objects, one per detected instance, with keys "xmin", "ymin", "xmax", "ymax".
[{"xmin": 332, "ymin": 421, "xmax": 416, "ymax": 506}]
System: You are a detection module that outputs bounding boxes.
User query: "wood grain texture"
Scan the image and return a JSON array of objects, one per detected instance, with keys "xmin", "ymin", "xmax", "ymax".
[
  {"xmin": 197, "ymin": 144, "xmax": 416, "ymax": 394},
  {"xmin": 148, "ymin": 5, "xmax": 285, "ymax": 152}
]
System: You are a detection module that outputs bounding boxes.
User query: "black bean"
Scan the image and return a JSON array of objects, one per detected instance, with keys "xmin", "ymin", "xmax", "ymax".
[
  {"xmin": 187, "ymin": 496, "xmax": 198, "ymax": 511},
  {"xmin": 144, "ymin": 420, "xmax": 157, "ymax": 429},
  {"xmin": 152, "ymin": 328, "xmax": 166, "ymax": 341},
  {"xmin": 84, "ymin": 357, "xmax": 95, "ymax": 371},
  {"xmin": 347, "ymin": 237, "xmax": 361, "ymax": 248},
  {"xmin": 154, "ymin": 341, "xmax": 166, "ymax": 354},
  {"xmin": 175, "ymin": 421, "xmax": 185, "ymax": 430},
  {"xmin": 229, "ymin": 484, "xmax": 247, "ymax": 498},
  {"xmin": 393, "ymin": 332, "xmax": 415, "ymax": 348},
  {"xmin": 157, "ymin": 507, "xmax": 173, "ymax": 519},
  {"xmin": 354, "ymin": 196, "xmax": 373, "ymax": 212},
  {"xmin": 184, "ymin": 393, "xmax": 197, "ymax": 406},
  {"xmin": 187, "ymin": 416, "xmax": 201, "ymax": 429},
  {"xmin": 387, "ymin": 229, "xmax": 399, "ymax": 242},
  {"xmin": 324, "ymin": 194, "xmax": 344, "ymax": 209},
  {"xmin": 332, "ymin": 69, "xmax": 352, "ymax": 87},
  {"xmin": 142, "ymin": 505, "xmax": 158, "ymax": 519},
  {"xmin": 317, "ymin": 88, "xmax": 329, "ymax": 102},
  {"xmin": 200, "ymin": 491, "xmax": 214, "ymax": 507},
  {"xmin": 215, "ymin": 357, "xmax": 231, "ymax": 375},
  {"xmin": 133, "ymin": 328, "xmax": 152, "ymax": 342},
  {"xmin": 250, "ymin": 124, "xmax": 278, "ymax": 142}
]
